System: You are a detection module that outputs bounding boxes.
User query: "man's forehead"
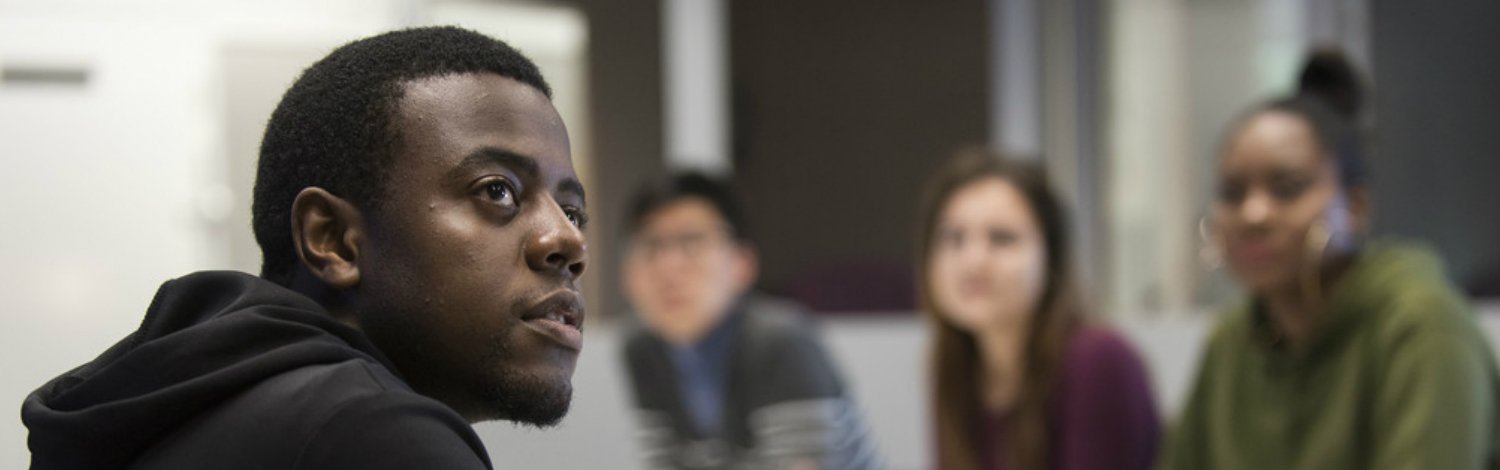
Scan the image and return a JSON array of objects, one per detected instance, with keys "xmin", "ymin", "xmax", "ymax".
[
  {"xmin": 391, "ymin": 72, "xmax": 572, "ymax": 175},
  {"xmin": 640, "ymin": 198, "xmax": 728, "ymax": 233},
  {"xmin": 398, "ymin": 72, "xmax": 553, "ymax": 121}
]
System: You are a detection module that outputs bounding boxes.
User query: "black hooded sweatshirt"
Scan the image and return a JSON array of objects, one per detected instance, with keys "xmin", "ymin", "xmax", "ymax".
[{"xmin": 21, "ymin": 271, "xmax": 492, "ymax": 469}]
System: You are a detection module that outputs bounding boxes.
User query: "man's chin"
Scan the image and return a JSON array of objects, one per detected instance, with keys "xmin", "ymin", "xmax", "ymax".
[{"xmin": 481, "ymin": 374, "xmax": 573, "ymax": 428}]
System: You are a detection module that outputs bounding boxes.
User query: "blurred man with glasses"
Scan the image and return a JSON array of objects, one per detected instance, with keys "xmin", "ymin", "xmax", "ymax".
[{"xmin": 619, "ymin": 172, "xmax": 881, "ymax": 470}]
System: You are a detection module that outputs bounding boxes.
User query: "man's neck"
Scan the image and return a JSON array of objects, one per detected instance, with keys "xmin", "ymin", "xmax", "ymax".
[{"xmin": 288, "ymin": 269, "xmax": 360, "ymax": 330}]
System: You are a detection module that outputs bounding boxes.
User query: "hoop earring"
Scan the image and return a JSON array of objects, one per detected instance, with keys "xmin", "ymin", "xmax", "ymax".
[
  {"xmin": 1301, "ymin": 220, "xmax": 1332, "ymax": 308},
  {"xmin": 1198, "ymin": 217, "xmax": 1223, "ymax": 271}
]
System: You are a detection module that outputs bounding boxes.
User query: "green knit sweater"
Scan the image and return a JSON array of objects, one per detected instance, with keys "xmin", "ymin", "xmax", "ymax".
[{"xmin": 1159, "ymin": 241, "xmax": 1499, "ymax": 470}]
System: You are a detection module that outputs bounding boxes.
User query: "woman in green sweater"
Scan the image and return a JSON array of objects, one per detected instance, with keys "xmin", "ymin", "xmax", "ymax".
[{"xmin": 1159, "ymin": 51, "xmax": 1500, "ymax": 470}]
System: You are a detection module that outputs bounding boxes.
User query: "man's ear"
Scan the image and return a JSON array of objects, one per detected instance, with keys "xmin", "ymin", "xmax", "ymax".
[
  {"xmin": 290, "ymin": 187, "xmax": 364, "ymax": 290},
  {"xmin": 732, "ymin": 241, "xmax": 760, "ymax": 291}
]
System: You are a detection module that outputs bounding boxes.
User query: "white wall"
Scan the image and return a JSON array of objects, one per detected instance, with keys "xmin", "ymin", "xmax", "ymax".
[{"xmin": 0, "ymin": 6, "xmax": 398, "ymax": 469}]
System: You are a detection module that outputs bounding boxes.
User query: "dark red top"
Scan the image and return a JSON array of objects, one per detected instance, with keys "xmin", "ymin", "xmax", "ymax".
[{"xmin": 970, "ymin": 326, "xmax": 1160, "ymax": 470}]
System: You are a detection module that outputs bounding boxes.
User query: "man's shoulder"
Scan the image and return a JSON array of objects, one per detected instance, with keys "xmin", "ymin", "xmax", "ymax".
[
  {"xmin": 738, "ymin": 294, "xmax": 821, "ymax": 346},
  {"xmin": 734, "ymin": 295, "xmax": 849, "ymax": 398},
  {"xmin": 229, "ymin": 357, "xmax": 429, "ymax": 423},
  {"xmin": 621, "ymin": 320, "xmax": 667, "ymax": 359},
  {"xmin": 135, "ymin": 359, "xmax": 485, "ymax": 469}
]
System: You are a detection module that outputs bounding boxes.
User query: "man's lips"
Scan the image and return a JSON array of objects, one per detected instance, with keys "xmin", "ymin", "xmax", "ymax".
[{"xmin": 521, "ymin": 290, "xmax": 585, "ymax": 351}]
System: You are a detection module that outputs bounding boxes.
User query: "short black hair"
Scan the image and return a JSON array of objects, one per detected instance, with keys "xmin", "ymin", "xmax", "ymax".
[
  {"xmin": 252, "ymin": 26, "xmax": 552, "ymax": 286},
  {"xmin": 626, "ymin": 172, "xmax": 750, "ymax": 242}
]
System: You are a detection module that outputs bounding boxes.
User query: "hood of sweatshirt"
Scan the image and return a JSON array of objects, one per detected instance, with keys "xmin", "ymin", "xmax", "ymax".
[{"xmin": 21, "ymin": 270, "xmax": 396, "ymax": 469}]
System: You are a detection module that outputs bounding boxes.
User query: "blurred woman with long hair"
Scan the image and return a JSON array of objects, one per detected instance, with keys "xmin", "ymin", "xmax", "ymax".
[{"xmin": 919, "ymin": 149, "xmax": 1160, "ymax": 470}]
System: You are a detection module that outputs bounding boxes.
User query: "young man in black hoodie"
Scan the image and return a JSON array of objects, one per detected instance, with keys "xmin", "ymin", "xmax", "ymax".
[{"xmin": 21, "ymin": 26, "xmax": 588, "ymax": 469}]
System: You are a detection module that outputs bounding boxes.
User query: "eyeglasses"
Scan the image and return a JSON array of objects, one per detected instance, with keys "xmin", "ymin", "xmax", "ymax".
[{"xmin": 628, "ymin": 227, "xmax": 732, "ymax": 261}]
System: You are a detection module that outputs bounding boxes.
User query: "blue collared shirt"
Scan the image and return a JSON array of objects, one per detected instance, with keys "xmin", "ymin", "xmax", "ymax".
[{"xmin": 668, "ymin": 309, "xmax": 741, "ymax": 437}]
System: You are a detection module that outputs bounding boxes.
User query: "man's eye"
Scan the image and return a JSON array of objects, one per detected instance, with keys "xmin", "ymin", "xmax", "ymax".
[
  {"xmin": 565, "ymin": 208, "xmax": 589, "ymax": 229},
  {"xmin": 482, "ymin": 180, "xmax": 517, "ymax": 206}
]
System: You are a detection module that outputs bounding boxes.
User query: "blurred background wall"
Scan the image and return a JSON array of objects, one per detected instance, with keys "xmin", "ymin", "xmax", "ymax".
[{"xmin": 2, "ymin": 0, "xmax": 1496, "ymax": 468}]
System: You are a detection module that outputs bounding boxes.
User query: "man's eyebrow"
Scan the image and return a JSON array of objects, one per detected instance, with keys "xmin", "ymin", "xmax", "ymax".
[
  {"xmin": 456, "ymin": 147, "xmax": 539, "ymax": 180},
  {"xmin": 458, "ymin": 147, "xmax": 585, "ymax": 203},
  {"xmin": 558, "ymin": 179, "xmax": 586, "ymax": 205}
]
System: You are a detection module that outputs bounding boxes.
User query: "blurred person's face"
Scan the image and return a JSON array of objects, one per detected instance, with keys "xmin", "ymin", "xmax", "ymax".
[
  {"xmin": 346, "ymin": 73, "xmax": 587, "ymax": 425},
  {"xmin": 623, "ymin": 198, "xmax": 756, "ymax": 345},
  {"xmin": 1213, "ymin": 110, "xmax": 1365, "ymax": 295},
  {"xmin": 927, "ymin": 177, "xmax": 1047, "ymax": 334}
]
